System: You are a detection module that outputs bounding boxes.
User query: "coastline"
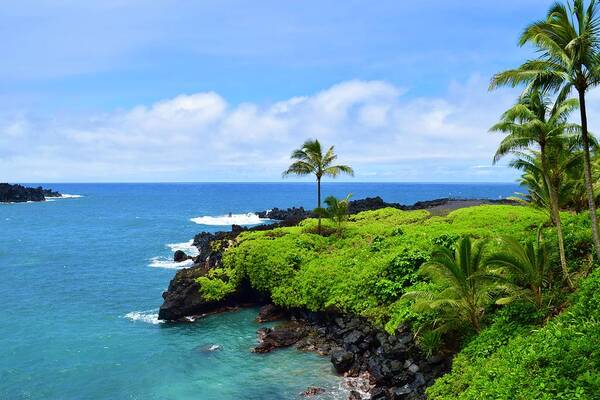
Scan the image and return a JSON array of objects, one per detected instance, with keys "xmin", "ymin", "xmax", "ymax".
[{"xmin": 158, "ymin": 196, "xmax": 518, "ymax": 399}]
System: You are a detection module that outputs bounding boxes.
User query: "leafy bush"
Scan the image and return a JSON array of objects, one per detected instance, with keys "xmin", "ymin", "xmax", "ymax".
[{"xmin": 427, "ymin": 270, "xmax": 600, "ymax": 400}]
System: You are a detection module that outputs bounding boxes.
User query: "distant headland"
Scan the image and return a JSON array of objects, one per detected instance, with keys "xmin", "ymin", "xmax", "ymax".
[{"xmin": 0, "ymin": 183, "xmax": 61, "ymax": 203}]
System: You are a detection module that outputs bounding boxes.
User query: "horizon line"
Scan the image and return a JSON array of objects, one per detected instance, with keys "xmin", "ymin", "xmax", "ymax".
[{"xmin": 11, "ymin": 181, "xmax": 520, "ymax": 185}]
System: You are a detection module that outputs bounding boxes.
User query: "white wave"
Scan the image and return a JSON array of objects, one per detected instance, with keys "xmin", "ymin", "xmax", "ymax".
[
  {"xmin": 45, "ymin": 194, "xmax": 83, "ymax": 201},
  {"xmin": 148, "ymin": 256, "xmax": 194, "ymax": 269},
  {"xmin": 167, "ymin": 239, "xmax": 199, "ymax": 256},
  {"xmin": 124, "ymin": 310, "xmax": 163, "ymax": 325},
  {"xmin": 190, "ymin": 212, "xmax": 270, "ymax": 226}
]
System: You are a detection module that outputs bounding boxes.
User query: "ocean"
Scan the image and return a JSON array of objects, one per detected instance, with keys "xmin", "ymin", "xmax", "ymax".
[{"xmin": 0, "ymin": 183, "xmax": 520, "ymax": 400}]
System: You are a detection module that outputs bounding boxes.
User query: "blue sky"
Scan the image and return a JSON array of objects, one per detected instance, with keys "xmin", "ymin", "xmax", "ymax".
[{"xmin": 1, "ymin": 0, "xmax": 585, "ymax": 182}]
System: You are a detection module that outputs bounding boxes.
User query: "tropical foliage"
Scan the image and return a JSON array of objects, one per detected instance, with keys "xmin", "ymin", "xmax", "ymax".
[
  {"xmin": 402, "ymin": 237, "xmax": 495, "ymax": 332},
  {"xmin": 427, "ymin": 268, "xmax": 600, "ymax": 400},
  {"xmin": 487, "ymin": 229, "xmax": 552, "ymax": 309},
  {"xmin": 318, "ymin": 194, "xmax": 352, "ymax": 235},
  {"xmin": 490, "ymin": 90, "xmax": 578, "ymax": 286}
]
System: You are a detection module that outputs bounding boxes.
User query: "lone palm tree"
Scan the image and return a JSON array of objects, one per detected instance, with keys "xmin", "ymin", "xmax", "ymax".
[
  {"xmin": 282, "ymin": 139, "xmax": 354, "ymax": 233},
  {"xmin": 490, "ymin": 0, "xmax": 600, "ymax": 259},
  {"xmin": 490, "ymin": 91, "xmax": 578, "ymax": 287}
]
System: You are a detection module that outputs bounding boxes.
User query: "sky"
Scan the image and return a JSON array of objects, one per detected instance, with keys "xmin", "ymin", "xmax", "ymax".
[{"xmin": 0, "ymin": 0, "xmax": 590, "ymax": 182}]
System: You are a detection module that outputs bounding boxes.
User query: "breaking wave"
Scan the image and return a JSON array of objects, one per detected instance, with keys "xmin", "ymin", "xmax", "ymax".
[
  {"xmin": 123, "ymin": 310, "xmax": 163, "ymax": 325},
  {"xmin": 166, "ymin": 240, "xmax": 199, "ymax": 256},
  {"xmin": 148, "ymin": 256, "xmax": 194, "ymax": 269},
  {"xmin": 46, "ymin": 194, "xmax": 83, "ymax": 201},
  {"xmin": 190, "ymin": 212, "xmax": 270, "ymax": 226}
]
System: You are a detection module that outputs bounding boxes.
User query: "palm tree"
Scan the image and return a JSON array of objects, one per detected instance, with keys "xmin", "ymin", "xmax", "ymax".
[
  {"xmin": 510, "ymin": 147, "xmax": 584, "ymax": 211},
  {"xmin": 511, "ymin": 135, "xmax": 597, "ymax": 212},
  {"xmin": 321, "ymin": 194, "xmax": 352, "ymax": 235},
  {"xmin": 282, "ymin": 139, "xmax": 354, "ymax": 233},
  {"xmin": 402, "ymin": 237, "xmax": 495, "ymax": 332},
  {"xmin": 490, "ymin": 0, "xmax": 600, "ymax": 259},
  {"xmin": 486, "ymin": 229, "xmax": 551, "ymax": 309},
  {"xmin": 490, "ymin": 91, "xmax": 578, "ymax": 287}
]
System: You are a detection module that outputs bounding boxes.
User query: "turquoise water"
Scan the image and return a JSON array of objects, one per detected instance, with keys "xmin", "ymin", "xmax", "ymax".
[{"xmin": 0, "ymin": 183, "xmax": 519, "ymax": 399}]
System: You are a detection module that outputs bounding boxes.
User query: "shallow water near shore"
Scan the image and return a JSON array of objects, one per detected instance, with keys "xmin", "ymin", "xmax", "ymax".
[{"xmin": 0, "ymin": 183, "xmax": 519, "ymax": 399}]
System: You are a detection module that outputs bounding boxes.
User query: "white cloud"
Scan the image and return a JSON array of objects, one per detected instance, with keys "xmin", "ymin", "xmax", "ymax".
[{"xmin": 0, "ymin": 78, "xmax": 522, "ymax": 182}]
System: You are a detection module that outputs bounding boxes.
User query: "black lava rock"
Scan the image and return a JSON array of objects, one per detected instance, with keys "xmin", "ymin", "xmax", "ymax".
[
  {"xmin": 0, "ymin": 183, "xmax": 61, "ymax": 203},
  {"xmin": 173, "ymin": 250, "xmax": 190, "ymax": 262},
  {"xmin": 331, "ymin": 350, "xmax": 355, "ymax": 373}
]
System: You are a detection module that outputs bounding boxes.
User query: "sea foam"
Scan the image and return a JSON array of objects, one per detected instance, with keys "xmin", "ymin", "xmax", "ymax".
[
  {"xmin": 124, "ymin": 310, "xmax": 163, "ymax": 325},
  {"xmin": 149, "ymin": 256, "xmax": 194, "ymax": 269},
  {"xmin": 46, "ymin": 194, "xmax": 83, "ymax": 202},
  {"xmin": 190, "ymin": 212, "xmax": 270, "ymax": 226},
  {"xmin": 166, "ymin": 240, "xmax": 199, "ymax": 256}
]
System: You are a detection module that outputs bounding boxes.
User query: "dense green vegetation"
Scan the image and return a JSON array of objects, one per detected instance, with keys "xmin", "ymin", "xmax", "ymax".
[
  {"xmin": 198, "ymin": 205, "xmax": 548, "ymax": 327},
  {"xmin": 427, "ymin": 269, "xmax": 600, "ymax": 400}
]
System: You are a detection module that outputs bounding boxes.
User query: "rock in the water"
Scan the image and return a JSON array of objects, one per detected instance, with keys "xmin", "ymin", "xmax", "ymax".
[
  {"xmin": 253, "ymin": 321, "xmax": 307, "ymax": 353},
  {"xmin": 158, "ymin": 265, "xmax": 261, "ymax": 321},
  {"xmin": 173, "ymin": 250, "xmax": 190, "ymax": 262},
  {"xmin": 158, "ymin": 266, "xmax": 208, "ymax": 321},
  {"xmin": 331, "ymin": 350, "xmax": 354, "ymax": 373},
  {"xmin": 256, "ymin": 304, "xmax": 286, "ymax": 322}
]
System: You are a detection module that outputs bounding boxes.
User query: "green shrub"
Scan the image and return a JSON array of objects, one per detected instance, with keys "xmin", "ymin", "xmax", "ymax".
[{"xmin": 427, "ymin": 270, "xmax": 600, "ymax": 400}]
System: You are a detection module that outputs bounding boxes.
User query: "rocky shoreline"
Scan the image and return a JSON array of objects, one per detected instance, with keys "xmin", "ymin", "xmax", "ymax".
[
  {"xmin": 158, "ymin": 197, "xmax": 515, "ymax": 399},
  {"xmin": 0, "ymin": 183, "xmax": 61, "ymax": 203},
  {"xmin": 252, "ymin": 305, "xmax": 451, "ymax": 399}
]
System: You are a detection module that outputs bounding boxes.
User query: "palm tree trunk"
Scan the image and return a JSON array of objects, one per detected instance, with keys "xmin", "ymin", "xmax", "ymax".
[
  {"xmin": 578, "ymin": 90, "xmax": 600, "ymax": 259},
  {"xmin": 547, "ymin": 178, "xmax": 573, "ymax": 288},
  {"xmin": 317, "ymin": 176, "xmax": 321, "ymax": 234},
  {"xmin": 540, "ymin": 145, "xmax": 573, "ymax": 289}
]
